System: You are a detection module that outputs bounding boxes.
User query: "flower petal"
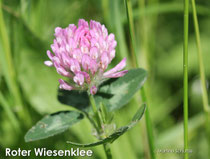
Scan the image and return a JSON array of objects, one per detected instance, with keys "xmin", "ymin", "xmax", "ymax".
[
  {"xmin": 104, "ymin": 70, "xmax": 128, "ymax": 78},
  {"xmin": 109, "ymin": 50, "xmax": 115, "ymax": 61},
  {"xmin": 90, "ymin": 59, "xmax": 98, "ymax": 75},
  {"xmin": 47, "ymin": 50, "xmax": 54, "ymax": 60},
  {"xmin": 56, "ymin": 66, "xmax": 72, "ymax": 77},
  {"xmin": 78, "ymin": 19, "xmax": 89, "ymax": 28},
  {"xmin": 44, "ymin": 61, "xmax": 53, "ymax": 67},
  {"xmin": 82, "ymin": 54, "xmax": 91, "ymax": 71},
  {"xmin": 61, "ymin": 53, "xmax": 71, "ymax": 67},
  {"xmin": 100, "ymin": 52, "xmax": 109, "ymax": 70},
  {"xmin": 107, "ymin": 33, "xmax": 115, "ymax": 42},
  {"xmin": 59, "ymin": 79, "xmax": 73, "ymax": 91},
  {"xmin": 80, "ymin": 71, "xmax": 91, "ymax": 84},
  {"xmin": 69, "ymin": 58, "xmax": 81, "ymax": 73},
  {"xmin": 90, "ymin": 47, "xmax": 98, "ymax": 60},
  {"xmin": 103, "ymin": 58, "xmax": 127, "ymax": 77},
  {"xmin": 73, "ymin": 73, "xmax": 85, "ymax": 86}
]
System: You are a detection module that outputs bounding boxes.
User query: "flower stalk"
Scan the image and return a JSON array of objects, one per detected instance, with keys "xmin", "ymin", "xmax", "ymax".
[
  {"xmin": 103, "ymin": 143, "xmax": 112, "ymax": 159},
  {"xmin": 89, "ymin": 94, "xmax": 101, "ymax": 130},
  {"xmin": 88, "ymin": 94, "xmax": 112, "ymax": 159}
]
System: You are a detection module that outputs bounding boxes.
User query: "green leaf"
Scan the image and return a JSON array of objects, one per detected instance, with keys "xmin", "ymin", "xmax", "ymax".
[
  {"xmin": 58, "ymin": 90, "xmax": 90, "ymax": 111},
  {"xmin": 25, "ymin": 111, "xmax": 84, "ymax": 142},
  {"xmin": 67, "ymin": 126, "xmax": 129, "ymax": 147},
  {"xmin": 132, "ymin": 103, "xmax": 146, "ymax": 121},
  {"xmin": 95, "ymin": 68, "xmax": 147, "ymax": 111},
  {"xmin": 58, "ymin": 68, "xmax": 147, "ymax": 112},
  {"xmin": 67, "ymin": 104, "xmax": 146, "ymax": 147}
]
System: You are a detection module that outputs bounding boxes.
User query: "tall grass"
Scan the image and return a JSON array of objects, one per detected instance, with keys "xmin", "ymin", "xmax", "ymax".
[
  {"xmin": 183, "ymin": 0, "xmax": 189, "ymax": 158},
  {"xmin": 0, "ymin": 0, "xmax": 31, "ymax": 125},
  {"xmin": 191, "ymin": 0, "xmax": 209, "ymax": 114},
  {"xmin": 124, "ymin": 0, "xmax": 156, "ymax": 158},
  {"xmin": 0, "ymin": 92, "xmax": 20, "ymax": 132},
  {"xmin": 191, "ymin": 0, "xmax": 210, "ymax": 157}
]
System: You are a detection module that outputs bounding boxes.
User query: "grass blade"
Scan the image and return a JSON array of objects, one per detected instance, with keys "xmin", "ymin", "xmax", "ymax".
[
  {"xmin": 183, "ymin": 0, "xmax": 189, "ymax": 158},
  {"xmin": 191, "ymin": 0, "xmax": 210, "ymax": 157},
  {"xmin": 0, "ymin": 92, "xmax": 21, "ymax": 133},
  {"xmin": 0, "ymin": 0, "xmax": 30, "ymax": 124},
  {"xmin": 124, "ymin": 0, "xmax": 156, "ymax": 158}
]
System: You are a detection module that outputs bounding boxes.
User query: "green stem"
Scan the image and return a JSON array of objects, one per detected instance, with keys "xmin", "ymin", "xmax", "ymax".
[
  {"xmin": 183, "ymin": 0, "xmax": 189, "ymax": 158},
  {"xmin": 191, "ymin": 0, "xmax": 210, "ymax": 157},
  {"xmin": 89, "ymin": 95, "xmax": 98, "ymax": 114},
  {"xmin": 89, "ymin": 94, "xmax": 101, "ymax": 128},
  {"xmin": 88, "ymin": 94, "xmax": 112, "ymax": 159},
  {"xmin": 124, "ymin": 0, "xmax": 156, "ymax": 159},
  {"xmin": 103, "ymin": 143, "xmax": 112, "ymax": 159}
]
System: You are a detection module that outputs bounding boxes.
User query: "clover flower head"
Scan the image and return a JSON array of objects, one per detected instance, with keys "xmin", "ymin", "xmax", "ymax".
[{"xmin": 44, "ymin": 19, "xmax": 128, "ymax": 95}]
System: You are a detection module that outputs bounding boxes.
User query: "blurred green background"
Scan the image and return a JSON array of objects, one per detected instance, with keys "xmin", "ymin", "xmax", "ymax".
[{"xmin": 0, "ymin": 0, "xmax": 210, "ymax": 158}]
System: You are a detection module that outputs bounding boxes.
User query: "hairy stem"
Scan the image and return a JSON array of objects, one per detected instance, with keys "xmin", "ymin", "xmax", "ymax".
[
  {"xmin": 89, "ymin": 95, "xmax": 98, "ymax": 114},
  {"xmin": 88, "ymin": 94, "xmax": 112, "ymax": 159},
  {"xmin": 103, "ymin": 143, "xmax": 112, "ymax": 159},
  {"xmin": 89, "ymin": 94, "xmax": 101, "ymax": 128}
]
